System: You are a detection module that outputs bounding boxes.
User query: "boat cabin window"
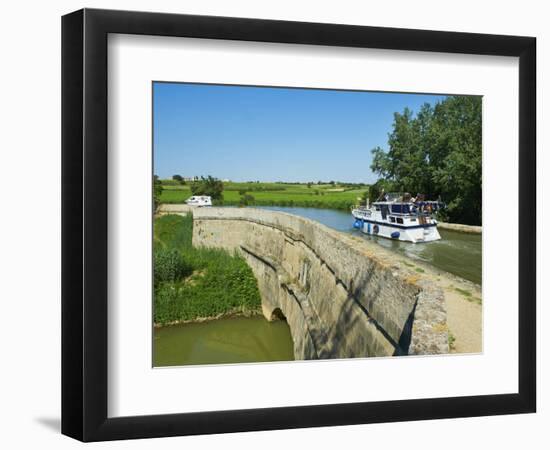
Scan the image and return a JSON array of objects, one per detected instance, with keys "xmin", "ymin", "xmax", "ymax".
[
  {"xmin": 391, "ymin": 204, "xmax": 410, "ymax": 214},
  {"xmin": 396, "ymin": 217, "xmax": 404, "ymax": 224},
  {"xmin": 390, "ymin": 216, "xmax": 396, "ymax": 223},
  {"xmin": 381, "ymin": 205, "xmax": 389, "ymax": 219}
]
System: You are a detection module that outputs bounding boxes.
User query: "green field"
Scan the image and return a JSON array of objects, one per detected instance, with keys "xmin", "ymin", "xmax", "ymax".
[
  {"xmin": 154, "ymin": 214, "xmax": 262, "ymax": 325},
  {"xmin": 159, "ymin": 181, "xmax": 367, "ymax": 211}
]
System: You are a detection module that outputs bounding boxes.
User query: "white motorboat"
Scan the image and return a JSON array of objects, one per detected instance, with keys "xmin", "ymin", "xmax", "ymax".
[{"xmin": 351, "ymin": 193, "xmax": 442, "ymax": 243}]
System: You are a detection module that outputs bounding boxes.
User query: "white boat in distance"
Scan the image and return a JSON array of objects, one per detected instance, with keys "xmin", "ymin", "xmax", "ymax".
[
  {"xmin": 352, "ymin": 192, "xmax": 442, "ymax": 243},
  {"xmin": 185, "ymin": 195, "xmax": 212, "ymax": 207}
]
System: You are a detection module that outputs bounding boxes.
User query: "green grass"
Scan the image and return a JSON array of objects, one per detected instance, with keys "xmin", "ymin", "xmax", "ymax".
[
  {"xmin": 448, "ymin": 331, "xmax": 456, "ymax": 350},
  {"xmin": 154, "ymin": 214, "xmax": 262, "ymax": 325},
  {"xmin": 158, "ymin": 181, "xmax": 366, "ymax": 211},
  {"xmin": 401, "ymin": 260, "xmax": 425, "ymax": 273},
  {"xmin": 454, "ymin": 287, "xmax": 472, "ymax": 297},
  {"xmin": 453, "ymin": 286, "xmax": 482, "ymax": 305}
]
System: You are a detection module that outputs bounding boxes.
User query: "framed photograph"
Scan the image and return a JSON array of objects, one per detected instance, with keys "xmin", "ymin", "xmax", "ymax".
[{"xmin": 61, "ymin": 8, "xmax": 536, "ymax": 441}]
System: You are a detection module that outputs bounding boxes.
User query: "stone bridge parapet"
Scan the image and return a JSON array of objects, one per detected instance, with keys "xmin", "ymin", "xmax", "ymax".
[{"xmin": 189, "ymin": 207, "xmax": 449, "ymax": 359}]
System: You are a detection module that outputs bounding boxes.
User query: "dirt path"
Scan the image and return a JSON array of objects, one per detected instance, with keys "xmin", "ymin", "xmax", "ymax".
[
  {"xmin": 394, "ymin": 257, "xmax": 482, "ymax": 354},
  {"xmin": 437, "ymin": 278, "xmax": 482, "ymax": 353}
]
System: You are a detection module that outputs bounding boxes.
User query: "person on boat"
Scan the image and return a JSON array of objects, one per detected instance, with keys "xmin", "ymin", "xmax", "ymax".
[{"xmin": 377, "ymin": 189, "xmax": 388, "ymax": 202}]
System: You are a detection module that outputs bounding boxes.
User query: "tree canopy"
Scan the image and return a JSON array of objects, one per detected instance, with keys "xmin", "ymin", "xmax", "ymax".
[{"xmin": 370, "ymin": 95, "xmax": 482, "ymax": 225}]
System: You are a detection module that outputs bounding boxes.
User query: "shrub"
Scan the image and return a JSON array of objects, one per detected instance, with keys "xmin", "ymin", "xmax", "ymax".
[
  {"xmin": 154, "ymin": 247, "xmax": 190, "ymax": 286},
  {"xmin": 153, "ymin": 175, "xmax": 163, "ymax": 210},
  {"xmin": 239, "ymin": 193, "xmax": 255, "ymax": 206}
]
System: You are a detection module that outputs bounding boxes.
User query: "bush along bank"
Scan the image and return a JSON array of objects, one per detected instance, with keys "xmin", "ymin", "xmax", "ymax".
[{"xmin": 154, "ymin": 214, "xmax": 262, "ymax": 325}]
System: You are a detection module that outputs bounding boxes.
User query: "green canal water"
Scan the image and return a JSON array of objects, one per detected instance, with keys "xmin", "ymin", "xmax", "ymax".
[{"xmin": 154, "ymin": 315, "xmax": 294, "ymax": 367}]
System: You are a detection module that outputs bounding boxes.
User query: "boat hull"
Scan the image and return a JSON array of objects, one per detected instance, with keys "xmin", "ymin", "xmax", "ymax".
[{"xmin": 353, "ymin": 216, "xmax": 441, "ymax": 243}]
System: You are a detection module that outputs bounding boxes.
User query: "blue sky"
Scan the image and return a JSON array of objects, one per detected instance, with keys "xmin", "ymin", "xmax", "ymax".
[{"xmin": 153, "ymin": 82, "xmax": 446, "ymax": 183}]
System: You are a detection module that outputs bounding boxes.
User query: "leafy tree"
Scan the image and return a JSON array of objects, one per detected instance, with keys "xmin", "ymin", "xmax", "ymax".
[
  {"xmin": 370, "ymin": 96, "xmax": 482, "ymax": 225},
  {"xmin": 368, "ymin": 179, "xmax": 396, "ymax": 203},
  {"xmin": 190, "ymin": 175, "xmax": 224, "ymax": 201},
  {"xmin": 172, "ymin": 174, "xmax": 183, "ymax": 182}
]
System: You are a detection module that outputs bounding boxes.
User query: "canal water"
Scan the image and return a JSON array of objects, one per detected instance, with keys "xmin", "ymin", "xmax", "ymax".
[
  {"xmin": 260, "ymin": 206, "xmax": 482, "ymax": 285},
  {"xmin": 154, "ymin": 315, "xmax": 294, "ymax": 367}
]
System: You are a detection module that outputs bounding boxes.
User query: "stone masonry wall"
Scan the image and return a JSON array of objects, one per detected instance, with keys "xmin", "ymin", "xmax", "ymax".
[{"xmin": 190, "ymin": 207, "xmax": 448, "ymax": 359}]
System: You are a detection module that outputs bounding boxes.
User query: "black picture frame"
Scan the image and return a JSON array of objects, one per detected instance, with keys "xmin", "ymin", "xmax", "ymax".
[{"xmin": 61, "ymin": 8, "xmax": 536, "ymax": 442}]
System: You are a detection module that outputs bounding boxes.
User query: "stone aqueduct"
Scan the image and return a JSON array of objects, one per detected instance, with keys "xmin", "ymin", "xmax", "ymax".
[{"xmin": 164, "ymin": 206, "xmax": 449, "ymax": 359}]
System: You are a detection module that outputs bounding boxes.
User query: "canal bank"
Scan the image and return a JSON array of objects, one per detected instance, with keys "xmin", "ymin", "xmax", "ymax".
[
  {"xmin": 438, "ymin": 222, "xmax": 482, "ymax": 234},
  {"xmin": 153, "ymin": 213, "xmax": 264, "ymax": 326}
]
